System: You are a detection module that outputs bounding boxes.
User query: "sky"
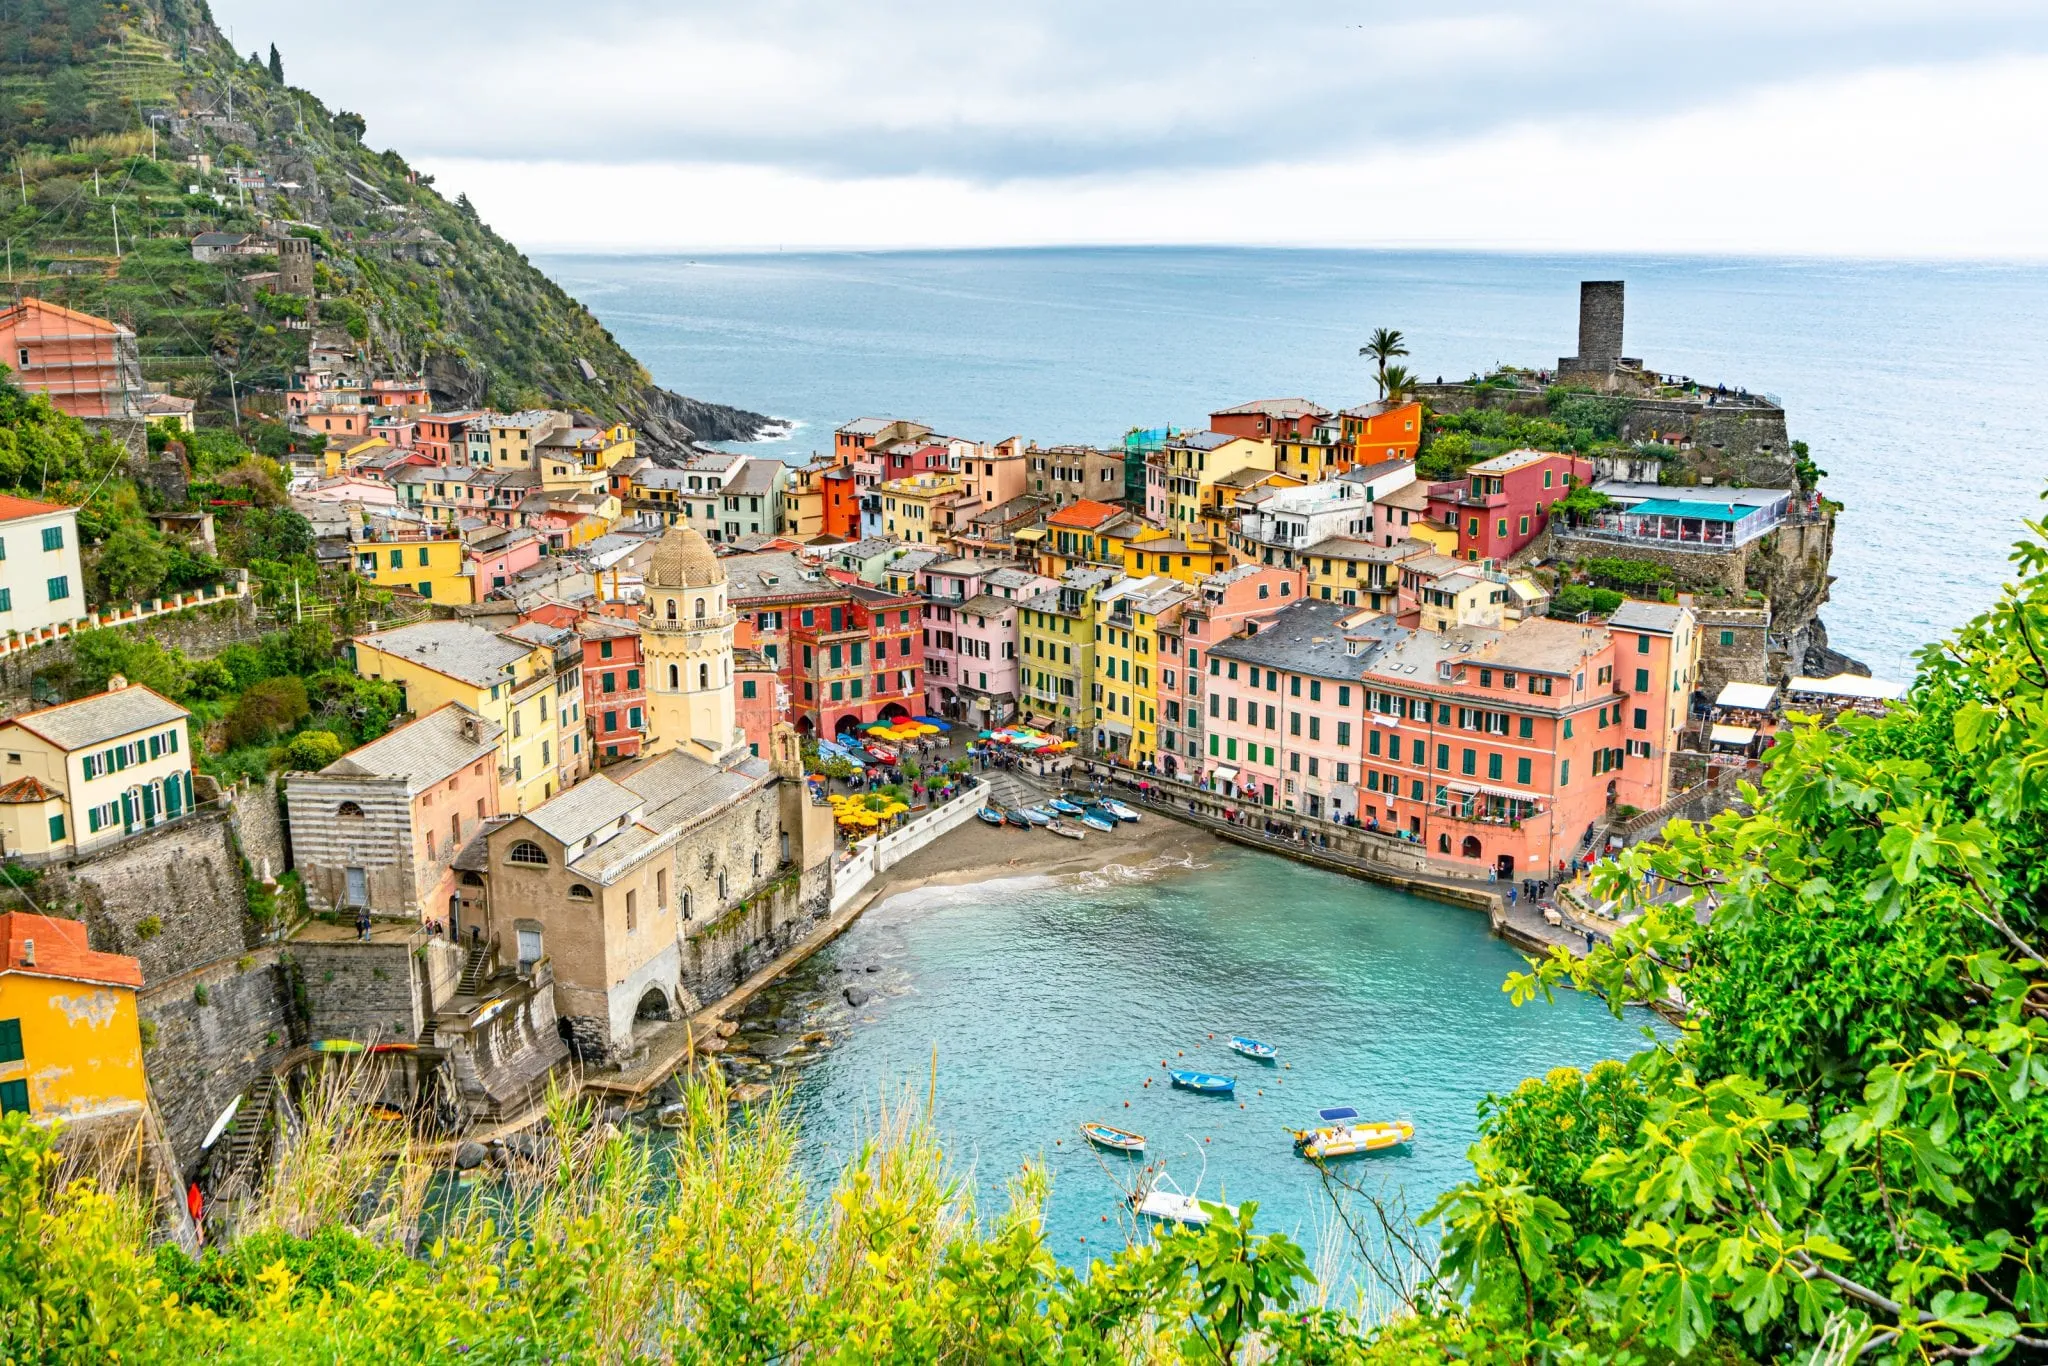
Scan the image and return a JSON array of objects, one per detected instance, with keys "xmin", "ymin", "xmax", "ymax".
[{"xmin": 213, "ymin": 0, "xmax": 2048, "ymax": 256}]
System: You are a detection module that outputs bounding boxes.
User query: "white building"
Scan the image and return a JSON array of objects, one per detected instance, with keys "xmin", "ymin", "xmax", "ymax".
[
  {"xmin": 1230, "ymin": 460, "xmax": 1417, "ymax": 554},
  {"xmin": 0, "ymin": 680, "xmax": 194, "ymax": 862},
  {"xmin": 0, "ymin": 497, "xmax": 84, "ymax": 636}
]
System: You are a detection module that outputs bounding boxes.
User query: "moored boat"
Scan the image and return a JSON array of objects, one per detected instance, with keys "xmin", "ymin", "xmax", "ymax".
[
  {"xmin": 978, "ymin": 807, "xmax": 1006, "ymax": 826},
  {"xmin": 1046, "ymin": 819, "xmax": 1085, "ymax": 839},
  {"xmin": 1099, "ymin": 798, "xmax": 1140, "ymax": 823},
  {"xmin": 1080, "ymin": 1121, "xmax": 1145, "ymax": 1152},
  {"xmin": 1166, "ymin": 1068, "xmax": 1236, "ymax": 1094},
  {"xmin": 1228, "ymin": 1036, "xmax": 1278, "ymax": 1062},
  {"xmin": 1080, "ymin": 812, "xmax": 1116, "ymax": 833},
  {"xmin": 1129, "ymin": 1160, "xmax": 1235, "ymax": 1226},
  {"xmin": 1020, "ymin": 806, "xmax": 1052, "ymax": 826},
  {"xmin": 1004, "ymin": 808, "xmax": 1031, "ymax": 829},
  {"xmin": 1049, "ymin": 798, "xmax": 1084, "ymax": 815},
  {"xmin": 1290, "ymin": 1107, "xmax": 1414, "ymax": 1160}
]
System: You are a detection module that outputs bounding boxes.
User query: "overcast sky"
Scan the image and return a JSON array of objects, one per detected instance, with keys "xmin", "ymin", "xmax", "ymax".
[{"xmin": 214, "ymin": 1, "xmax": 2048, "ymax": 256}]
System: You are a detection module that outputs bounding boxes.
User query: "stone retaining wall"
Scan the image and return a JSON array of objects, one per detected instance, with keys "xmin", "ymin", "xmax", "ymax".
[
  {"xmin": 52, "ymin": 806, "xmax": 253, "ymax": 985},
  {"xmin": 141, "ymin": 947, "xmax": 296, "ymax": 1171}
]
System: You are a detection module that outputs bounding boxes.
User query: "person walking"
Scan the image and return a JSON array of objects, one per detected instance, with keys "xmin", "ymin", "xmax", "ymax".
[{"xmin": 356, "ymin": 906, "xmax": 372, "ymax": 942}]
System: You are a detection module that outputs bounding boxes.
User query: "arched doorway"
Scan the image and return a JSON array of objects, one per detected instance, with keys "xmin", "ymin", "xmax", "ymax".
[
  {"xmin": 1496, "ymin": 853, "xmax": 1515, "ymax": 878},
  {"xmin": 1460, "ymin": 835, "xmax": 1482, "ymax": 860},
  {"xmin": 833, "ymin": 713, "xmax": 863, "ymax": 736},
  {"xmin": 635, "ymin": 986, "xmax": 673, "ymax": 1021},
  {"xmin": 794, "ymin": 714, "xmax": 816, "ymax": 735},
  {"xmin": 1437, "ymin": 832, "xmax": 1451, "ymax": 854},
  {"xmin": 880, "ymin": 702, "xmax": 910, "ymax": 722}
]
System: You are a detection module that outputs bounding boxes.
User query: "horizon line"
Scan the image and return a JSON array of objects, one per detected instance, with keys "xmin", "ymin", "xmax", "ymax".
[{"xmin": 521, "ymin": 241, "xmax": 2048, "ymax": 266}]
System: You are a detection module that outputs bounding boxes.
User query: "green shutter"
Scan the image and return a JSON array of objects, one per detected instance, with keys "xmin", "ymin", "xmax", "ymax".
[
  {"xmin": 46, "ymin": 813, "xmax": 63, "ymax": 842},
  {"xmin": 0, "ymin": 1018, "xmax": 23, "ymax": 1063}
]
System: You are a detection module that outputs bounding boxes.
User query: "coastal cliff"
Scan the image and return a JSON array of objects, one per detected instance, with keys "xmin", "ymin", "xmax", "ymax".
[{"xmin": 0, "ymin": 0, "xmax": 770, "ymax": 451}]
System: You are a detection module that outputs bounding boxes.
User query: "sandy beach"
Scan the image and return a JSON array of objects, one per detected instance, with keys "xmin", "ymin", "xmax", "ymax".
[{"xmin": 859, "ymin": 810, "xmax": 1221, "ymax": 906}]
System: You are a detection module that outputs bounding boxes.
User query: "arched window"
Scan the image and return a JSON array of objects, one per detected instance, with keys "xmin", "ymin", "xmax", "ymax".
[
  {"xmin": 1436, "ymin": 833, "xmax": 1451, "ymax": 855},
  {"xmin": 717, "ymin": 871, "xmax": 728, "ymax": 900},
  {"xmin": 681, "ymin": 890, "xmax": 693, "ymax": 920},
  {"xmin": 698, "ymin": 663, "xmax": 709, "ymax": 689},
  {"xmin": 568, "ymin": 883, "xmax": 594, "ymax": 900},
  {"xmin": 668, "ymin": 663, "xmax": 680, "ymax": 689},
  {"xmin": 337, "ymin": 800, "xmax": 365, "ymax": 818},
  {"xmin": 752, "ymin": 850, "xmax": 761, "ymax": 877},
  {"xmin": 508, "ymin": 840, "xmax": 549, "ymax": 866},
  {"xmin": 694, "ymin": 596, "xmax": 706, "ymax": 620},
  {"xmin": 665, "ymin": 597, "xmax": 677, "ymax": 622}
]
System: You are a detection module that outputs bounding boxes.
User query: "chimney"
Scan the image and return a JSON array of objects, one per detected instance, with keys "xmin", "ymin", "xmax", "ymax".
[
  {"xmin": 107, "ymin": 673, "xmax": 128, "ymax": 691},
  {"xmin": 20, "ymin": 937, "xmax": 32, "ymax": 966}
]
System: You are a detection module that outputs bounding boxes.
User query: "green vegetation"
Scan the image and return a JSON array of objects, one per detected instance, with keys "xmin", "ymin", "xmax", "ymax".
[
  {"xmin": 1416, "ymin": 387, "xmax": 1634, "ymax": 478},
  {"xmin": 1359, "ymin": 326, "xmax": 1408, "ymax": 399},
  {"xmin": 1582, "ymin": 556, "xmax": 1673, "ymax": 594},
  {"xmin": 4, "ymin": 512, "xmax": 2048, "ymax": 1360},
  {"xmin": 0, "ymin": 1, "xmax": 757, "ymax": 432},
  {"xmin": 1547, "ymin": 583, "xmax": 1623, "ymax": 620}
]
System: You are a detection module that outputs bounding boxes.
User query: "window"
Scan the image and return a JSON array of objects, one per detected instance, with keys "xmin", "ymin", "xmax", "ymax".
[
  {"xmin": 625, "ymin": 889, "xmax": 638, "ymax": 931},
  {"xmin": 742, "ymin": 680, "xmax": 757, "ymax": 698},
  {"xmin": 1720, "ymin": 630, "xmax": 1736, "ymax": 646},
  {"xmin": 1487, "ymin": 753, "xmax": 1502, "ymax": 780},
  {"xmin": 668, "ymin": 664, "xmax": 680, "ymax": 689},
  {"xmin": 337, "ymin": 801, "xmax": 365, "ymax": 818},
  {"xmin": 1461, "ymin": 748, "xmax": 1476, "ymax": 775},
  {"xmin": 1517, "ymin": 757, "xmax": 1532, "ymax": 785},
  {"xmin": 627, "ymin": 669, "xmax": 639, "ymax": 689},
  {"xmin": 0, "ymin": 1077, "xmax": 24, "ymax": 1116},
  {"xmin": 0, "ymin": 588, "xmax": 10, "ymax": 613},
  {"xmin": 657, "ymin": 869, "xmax": 668, "ymax": 909},
  {"xmin": 1635, "ymin": 668, "xmax": 1650, "ymax": 692},
  {"xmin": 1437, "ymin": 743, "xmax": 1450, "ymax": 770},
  {"xmin": 600, "ymin": 640, "xmax": 614, "ymax": 660},
  {"xmin": 1560, "ymin": 759, "xmax": 1570, "ymax": 786},
  {"xmin": 1518, "ymin": 716, "xmax": 1533, "ymax": 739},
  {"xmin": 45, "ymin": 576, "xmax": 67, "ymax": 602},
  {"xmin": 1634, "ymin": 707, "xmax": 1648, "ymax": 729},
  {"xmin": 1638, "ymin": 633, "xmax": 1652, "ymax": 654},
  {"xmin": 40, "ymin": 525, "xmax": 62, "ymax": 552},
  {"xmin": 0, "ymin": 1017, "xmax": 20, "ymax": 1064},
  {"xmin": 508, "ymin": 840, "xmax": 548, "ymax": 866},
  {"xmin": 46, "ymin": 813, "xmax": 63, "ymax": 842}
]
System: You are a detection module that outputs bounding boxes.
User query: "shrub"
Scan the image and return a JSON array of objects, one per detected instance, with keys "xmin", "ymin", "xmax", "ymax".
[
  {"xmin": 1549, "ymin": 583, "xmax": 1624, "ymax": 619},
  {"xmin": 135, "ymin": 915, "xmax": 162, "ymax": 940},
  {"xmin": 225, "ymin": 676, "xmax": 309, "ymax": 748},
  {"xmin": 91, "ymin": 526, "xmax": 170, "ymax": 604},
  {"xmin": 281, "ymin": 730, "xmax": 345, "ymax": 771},
  {"xmin": 1582, "ymin": 556, "xmax": 1671, "ymax": 593}
]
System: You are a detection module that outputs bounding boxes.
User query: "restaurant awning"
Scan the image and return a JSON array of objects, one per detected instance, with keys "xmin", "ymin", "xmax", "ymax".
[
  {"xmin": 1714, "ymin": 682, "xmax": 1777, "ymax": 711},
  {"xmin": 1211, "ymin": 766, "xmax": 1240, "ymax": 785},
  {"xmin": 1441, "ymin": 780, "xmax": 1546, "ymax": 804},
  {"xmin": 1710, "ymin": 723, "xmax": 1757, "ymax": 747},
  {"xmin": 1014, "ymin": 527, "xmax": 1047, "ymax": 542}
]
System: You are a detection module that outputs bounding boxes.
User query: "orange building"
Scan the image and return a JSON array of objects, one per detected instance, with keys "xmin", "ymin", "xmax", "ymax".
[
  {"xmin": 1340, "ymin": 400, "xmax": 1423, "ymax": 466},
  {"xmin": 0, "ymin": 299, "xmax": 145, "ymax": 419}
]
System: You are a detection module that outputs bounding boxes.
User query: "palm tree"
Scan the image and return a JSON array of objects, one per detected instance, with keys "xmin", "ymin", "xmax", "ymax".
[
  {"xmin": 1380, "ymin": 363, "xmax": 1418, "ymax": 404},
  {"xmin": 1359, "ymin": 328, "xmax": 1409, "ymax": 398}
]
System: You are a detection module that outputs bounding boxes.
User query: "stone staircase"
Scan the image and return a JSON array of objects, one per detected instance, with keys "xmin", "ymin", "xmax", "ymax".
[
  {"xmin": 978, "ymin": 770, "xmax": 1058, "ymax": 811},
  {"xmin": 215, "ymin": 1070, "xmax": 278, "ymax": 1194},
  {"xmin": 456, "ymin": 941, "xmax": 492, "ymax": 997}
]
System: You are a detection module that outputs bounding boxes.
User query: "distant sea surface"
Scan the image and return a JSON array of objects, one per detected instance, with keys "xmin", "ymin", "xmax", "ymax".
[{"xmin": 539, "ymin": 248, "xmax": 2048, "ymax": 680}]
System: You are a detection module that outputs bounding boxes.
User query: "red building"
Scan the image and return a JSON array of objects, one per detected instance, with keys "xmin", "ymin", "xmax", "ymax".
[
  {"xmin": 724, "ymin": 553, "xmax": 925, "ymax": 740},
  {"xmin": 415, "ymin": 411, "xmax": 482, "ymax": 467},
  {"xmin": 1425, "ymin": 449, "xmax": 1592, "ymax": 564},
  {"xmin": 578, "ymin": 617, "xmax": 647, "ymax": 764},
  {"xmin": 821, "ymin": 465, "xmax": 863, "ymax": 539},
  {"xmin": 1209, "ymin": 398, "xmax": 1331, "ymax": 444}
]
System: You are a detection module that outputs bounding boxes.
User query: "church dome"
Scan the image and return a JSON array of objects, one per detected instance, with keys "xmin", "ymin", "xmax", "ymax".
[{"xmin": 644, "ymin": 523, "xmax": 723, "ymax": 589}]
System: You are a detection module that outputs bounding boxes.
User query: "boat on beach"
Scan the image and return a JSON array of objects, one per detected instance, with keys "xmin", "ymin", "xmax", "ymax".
[
  {"xmin": 1290, "ymin": 1107, "xmax": 1414, "ymax": 1160},
  {"xmin": 1166, "ymin": 1068, "xmax": 1235, "ymax": 1094},
  {"xmin": 1019, "ymin": 806, "xmax": 1053, "ymax": 826},
  {"xmin": 1228, "ymin": 1036, "xmax": 1278, "ymax": 1062},
  {"xmin": 1098, "ymin": 798, "xmax": 1140, "ymax": 823},
  {"xmin": 1080, "ymin": 811, "xmax": 1116, "ymax": 833},
  {"xmin": 1080, "ymin": 1121, "xmax": 1145, "ymax": 1152},
  {"xmin": 1046, "ymin": 818, "xmax": 1084, "ymax": 840},
  {"xmin": 1049, "ymin": 798, "xmax": 1085, "ymax": 815},
  {"xmin": 977, "ymin": 807, "xmax": 1006, "ymax": 826},
  {"xmin": 1003, "ymin": 809, "xmax": 1031, "ymax": 829}
]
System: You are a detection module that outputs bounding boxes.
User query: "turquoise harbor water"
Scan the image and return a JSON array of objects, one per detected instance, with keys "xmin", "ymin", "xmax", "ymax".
[
  {"xmin": 732, "ymin": 844, "xmax": 1661, "ymax": 1289},
  {"xmin": 543, "ymin": 247, "xmax": 2048, "ymax": 682}
]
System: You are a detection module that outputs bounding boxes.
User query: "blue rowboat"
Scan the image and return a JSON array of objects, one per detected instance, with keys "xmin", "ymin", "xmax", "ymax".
[
  {"xmin": 1080, "ymin": 1121, "xmax": 1145, "ymax": 1153},
  {"xmin": 1166, "ymin": 1068, "xmax": 1235, "ymax": 1094},
  {"xmin": 1229, "ymin": 1036, "xmax": 1279, "ymax": 1062},
  {"xmin": 977, "ymin": 808, "xmax": 1006, "ymax": 826},
  {"xmin": 1019, "ymin": 806, "xmax": 1053, "ymax": 826},
  {"xmin": 1099, "ymin": 798, "xmax": 1140, "ymax": 823},
  {"xmin": 1080, "ymin": 812, "xmax": 1116, "ymax": 833},
  {"xmin": 1004, "ymin": 809, "xmax": 1031, "ymax": 829},
  {"xmin": 1049, "ymin": 798, "xmax": 1084, "ymax": 815}
]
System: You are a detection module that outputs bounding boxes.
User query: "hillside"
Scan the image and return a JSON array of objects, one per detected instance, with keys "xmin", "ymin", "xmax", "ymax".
[{"xmin": 0, "ymin": 0, "xmax": 769, "ymax": 451}]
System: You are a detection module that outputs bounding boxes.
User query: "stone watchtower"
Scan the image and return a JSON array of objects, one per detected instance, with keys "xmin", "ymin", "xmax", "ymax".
[
  {"xmin": 637, "ymin": 523, "xmax": 744, "ymax": 762},
  {"xmin": 1557, "ymin": 280, "xmax": 1643, "ymax": 391},
  {"xmin": 276, "ymin": 235, "xmax": 314, "ymax": 297}
]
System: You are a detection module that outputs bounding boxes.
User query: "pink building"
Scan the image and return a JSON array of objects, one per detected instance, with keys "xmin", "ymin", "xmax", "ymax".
[
  {"xmin": 1152, "ymin": 564, "xmax": 1305, "ymax": 782},
  {"xmin": 465, "ymin": 526, "xmax": 545, "ymax": 597},
  {"xmin": 1425, "ymin": 449, "xmax": 1592, "ymax": 564},
  {"xmin": 920, "ymin": 557, "xmax": 1053, "ymax": 724}
]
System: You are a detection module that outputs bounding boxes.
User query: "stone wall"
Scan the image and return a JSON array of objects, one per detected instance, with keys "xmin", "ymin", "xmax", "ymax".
[
  {"xmin": 1547, "ymin": 528, "xmax": 1749, "ymax": 593},
  {"xmin": 141, "ymin": 947, "xmax": 296, "ymax": 1171},
  {"xmin": 0, "ymin": 597, "xmax": 265, "ymax": 707},
  {"xmin": 1695, "ymin": 607, "xmax": 1772, "ymax": 692},
  {"xmin": 682, "ymin": 873, "xmax": 828, "ymax": 1008},
  {"xmin": 228, "ymin": 774, "xmax": 289, "ymax": 885},
  {"xmin": 295, "ymin": 937, "xmax": 454, "ymax": 1044},
  {"xmin": 52, "ymin": 806, "xmax": 253, "ymax": 986}
]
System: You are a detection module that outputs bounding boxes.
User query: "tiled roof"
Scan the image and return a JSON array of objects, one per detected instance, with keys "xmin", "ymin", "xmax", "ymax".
[
  {"xmin": 0, "ymin": 494, "xmax": 73, "ymax": 523},
  {"xmin": 0, "ymin": 775, "xmax": 54, "ymax": 803},
  {"xmin": 1210, "ymin": 601, "xmax": 1403, "ymax": 680},
  {"xmin": 1213, "ymin": 398, "xmax": 1330, "ymax": 419},
  {"xmin": 0, "ymin": 912, "xmax": 141, "ymax": 988},
  {"xmin": 4, "ymin": 685, "xmax": 188, "ymax": 752},
  {"xmin": 356, "ymin": 620, "xmax": 531, "ymax": 688},
  {"xmin": 1047, "ymin": 499, "xmax": 1123, "ymax": 529},
  {"xmin": 524, "ymin": 774, "xmax": 643, "ymax": 846},
  {"xmin": 322, "ymin": 703, "xmax": 502, "ymax": 793}
]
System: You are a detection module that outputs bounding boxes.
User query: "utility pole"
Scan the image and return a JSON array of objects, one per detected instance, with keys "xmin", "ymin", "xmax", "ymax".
[
  {"xmin": 229, "ymin": 371, "xmax": 241, "ymax": 436},
  {"xmin": 111, "ymin": 206, "xmax": 120, "ymax": 258},
  {"xmin": 16, "ymin": 162, "xmax": 23, "ymax": 206},
  {"xmin": 93, "ymin": 167, "xmax": 99, "ymax": 197}
]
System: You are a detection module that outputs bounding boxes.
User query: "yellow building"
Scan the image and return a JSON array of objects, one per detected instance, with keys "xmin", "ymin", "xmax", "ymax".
[
  {"xmin": 1122, "ymin": 529, "xmax": 1239, "ymax": 585},
  {"xmin": 478, "ymin": 410, "xmax": 572, "ymax": 469},
  {"xmin": 0, "ymin": 912, "xmax": 145, "ymax": 1125},
  {"xmin": 1149, "ymin": 431, "xmax": 1273, "ymax": 531},
  {"xmin": 1272, "ymin": 416, "xmax": 1354, "ymax": 481},
  {"xmin": 0, "ymin": 682, "xmax": 195, "ymax": 860},
  {"xmin": 879, "ymin": 472, "xmax": 961, "ymax": 545},
  {"xmin": 1091, "ymin": 575, "xmax": 1190, "ymax": 765},
  {"xmin": 782, "ymin": 460, "xmax": 831, "ymax": 539},
  {"xmin": 1017, "ymin": 568, "xmax": 1114, "ymax": 732},
  {"xmin": 1035, "ymin": 500, "xmax": 1144, "ymax": 579},
  {"xmin": 1301, "ymin": 537, "xmax": 1429, "ymax": 611},
  {"xmin": 353, "ymin": 533, "xmax": 475, "ymax": 605},
  {"xmin": 1198, "ymin": 468, "xmax": 1300, "ymax": 541},
  {"xmin": 351, "ymin": 620, "xmax": 565, "ymax": 811}
]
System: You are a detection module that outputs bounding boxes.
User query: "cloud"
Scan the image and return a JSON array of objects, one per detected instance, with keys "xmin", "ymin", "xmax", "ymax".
[{"xmin": 420, "ymin": 54, "xmax": 2048, "ymax": 257}]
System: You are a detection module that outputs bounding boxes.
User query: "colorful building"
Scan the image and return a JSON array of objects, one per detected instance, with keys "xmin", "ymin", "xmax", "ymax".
[
  {"xmin": 353, "ymin": 528, "xmax": 474, "ymax": 604},
  {"xmin": 1147, "ymin": 431, "xmax": 1274, "ymax": 530},
  {"xmin": 1425, "ymin": 449, "xmax": 1593, "ymax": 564},
  {"xmin": 1208, "ymin": 398, "xmax": 1331, "ymax": 444},
  {"xmin": 580, "ymin": 616, "xmax": 648, "ymax": 764},
  {"xmin": 0, "ymin": 682, "xmax": 194, "ymax": 861},
  {"xmin": 1339, "ymin": 400, "xmax": 1424, "ymax": 466},
  {"xmin": 0, "ymin": 299, "xmax": 145, "ymax": 419},
  {"xmin": 0, "ymin": 913, "xmax": 144, "ymax": 1124},
  {"xmin": 1018, "ymin": 568, "xmax": 1115, "ymax": 734},
  {"xmin": 1036, "ymin": 499, "xmax": 1144, "ymax": 578},
  {"xmin": 1120, "ymin": 530, "xmax": 1238, "ymax": 584},
  {"xmin": 1150, "ymin": 563, "xmax": 1305, "ymax": 782},
  {"xmin": 723, "ymin": 553, "xmax": 927, "ymax": 740},
  {"xmin": 878, "ymin": 472, "xmax": 962, "ymax": 545},
  {"xmin": 0, "ymin": 496, "xmax": 84, "ymax": 635},
  {"xmin": 1091, "ymin": 576, "xmax": 1192, "ymax": 765}
]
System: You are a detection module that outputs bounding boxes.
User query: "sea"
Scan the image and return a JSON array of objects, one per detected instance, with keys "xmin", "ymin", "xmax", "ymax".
[{"xmin": 539, "ymin": 247, "xmax": 2048, "ymax": 682}]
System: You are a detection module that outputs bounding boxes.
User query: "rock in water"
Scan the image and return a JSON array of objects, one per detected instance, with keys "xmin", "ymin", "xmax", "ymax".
[
  {"xmin": 732, "ymin": 1083, "xmax": 771, "ymax": 1105},
  {"xmin": 453, "ymin": 1141, "xmax": 487, "ymax": 1171},
  {"xmin": 843, "ymin": 986, "xmax": 871, "ymax": 1007},
  {"xmin": 715, "ymin": 1020, "xmax": 739, "ymax": 1039}
]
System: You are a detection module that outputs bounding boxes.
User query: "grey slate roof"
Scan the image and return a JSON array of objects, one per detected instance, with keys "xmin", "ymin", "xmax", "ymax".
[
  {"xmin": 5, "ymin": 685, "xmax": 188, "ymax": 752},
  {"xmin": 524, "ymin": 774, "xmax": 643, "ymax": 846},
  {"xmin": 357, "ymin": 620, "xmax": 531, "ymax": 688},
  {"xmin": 322, "ymin": 703, "xmax": 502, "ymax": 792},
  {"xmin": 723, "ymin": 552, "xmax": 823, "ymax": 603},
  {"xmin": 1609, "ymin": 601, "xmax": 1689, "ymax": 633},
  {"xmin": 1209, "ymin": 601, "xmax": 1405, "ymax": 681}
]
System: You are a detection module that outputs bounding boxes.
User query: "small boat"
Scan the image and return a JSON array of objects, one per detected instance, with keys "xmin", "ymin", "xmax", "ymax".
[
  {"xmin": 1046, "ymin": 819, "xmax": 1084, "ymax": 840},
  {"xmin": 1080, "ymin": 812, "xmax": 1116, "ymax": 834},
  {"xmin": 1228, "ymin": 1036, "xmax": 1279, "ymax": 1062},
  {"xmin": 1019, "ymin": 806, "xmax": 1052, "ymax": 826},
  {"xmin": 1080, "ymin": 1121, "xmax": 1145, "ymax": 1153},
  {"xmin": 1049, "ymin": 798, "xmax": 1084, "ymax": 815},
  {"xmin": 1291, "ymin": 1107, "xmax": 1414, "ymax": 1160},
  {"xmin": 1130, "ymin": 1152, "xmax": 1235, "ymax": 1226},
  {"xmin": 312, "ymin": 1039, "xmax": 364, "ymax": 1054},
  {"xmin": 1099, "ymin": 798, "xmax": 1140, "ymax": 823},
  {"xmin": 1166, "ymin": 1068, "xmax": 1235, "ymax": 1094},
  {"xmin": 201, "ymin": 1096, "xmax": 241, "ymax": 1151},
  {"xmin": 371, "ymin": 1041, "xmax": 419, "ymax": 1054},
  {"xmin": 977, "ymin": 807, "xmax": 1006, "ymax": 826},
  {"xmin": 1004, "ymin": 808, "xmax": 1031, "ymax": 829}
]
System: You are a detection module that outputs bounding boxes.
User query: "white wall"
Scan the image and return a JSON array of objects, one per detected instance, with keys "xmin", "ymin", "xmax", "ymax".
[{"xmin": 828, "ymin": 786, "xmax": 983, "ymax": 914}]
